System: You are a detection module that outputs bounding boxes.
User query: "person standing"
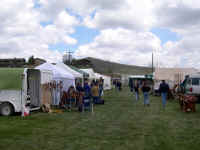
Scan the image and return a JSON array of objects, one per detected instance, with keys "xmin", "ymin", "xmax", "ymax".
[
  {"xmin": 129, "ymin": 79, "xmax": 134, "ymax": 92},
  {"xmin": 118, "ymin": 80, "xmax": 122, "ymax": 91},
  {"xmin": 90, "ymin": 79, "xmax": 96, "ymax": 88},
  {"xmin": 91, "ymin": 82, "xmax": 99, "ymax": 104},
  {"xmin": 159, "ymin": 80, "xmax": 169, "ymax": 108},
  {"xmin": 99, "ymin": 77, "xmax": 104, "ymax": 97},
  {"xmin": 113, "ymin": 80, "xmax": 117, "ymax": 90},
  {"xmin": 134, "ymin": 81, "xmax": 140, "ymax": 101},
  {"xmin": 142, "ymin": 81, "xmax": 151, "ymax": 106},
  {"xmin": 83, "ymin": 80, "xmax": 91, "ymax": 98}
]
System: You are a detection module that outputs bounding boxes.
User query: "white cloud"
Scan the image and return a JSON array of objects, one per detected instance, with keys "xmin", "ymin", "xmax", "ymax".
[
  {"xmin": 0, "ymin": 0, "xmax": 78, "ymax": 62},
  {"xmin": 1, "ymin": 0, "xmax": 200, "ymax": 69},
  {"xmin": 74, "ymin": 28, "xmax": 161, "ymax": 66},
  {"xmin": 149, "ymin": 0, "xmax": 200, "ymax": 68},
  {"xmin": 83, "ymin": 0, "xmax": 155, "ymax": 31},
  {"xmin": 153, "ymin": 0, "xmax": 200, "ymax": 34},
  {"xmin": 55, "ymin": 11, "xmax": 79, "ymax": 29},
  {"xmin": 159, "ymin": 33, "xmax": 200, "ymax": 68},
  {"xmin": 79, "ymin": 0, "xmax": 200, "ymax": 69}
]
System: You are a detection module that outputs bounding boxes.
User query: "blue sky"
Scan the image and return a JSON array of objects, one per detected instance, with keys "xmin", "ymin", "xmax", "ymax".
[
  {"xmin": 40, "ymin": 8, "xmax": 99, "ymax": 53},
  {"xmin": 151, "ymin": 28, "xmax": 180, "ymax": 45},
  {"xmin": 45, "ymin": 25, "xmax": 180, "ymax": 52},
  {"xmin": 47, "ymin": 26, "xmax": 100, "ymax": 52},
  {"xmin": 39, "ymin": 4, "xmax": 181, "ymax": 56},
  {"xmin": 2, "ymin": 0, "xmax": 199, "ymax": 68}
]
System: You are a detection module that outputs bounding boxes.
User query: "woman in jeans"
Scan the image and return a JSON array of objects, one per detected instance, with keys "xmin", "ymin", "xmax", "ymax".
[{"xmin": 142, "ymin": 81, "xmax": 151, "ymax": 106}]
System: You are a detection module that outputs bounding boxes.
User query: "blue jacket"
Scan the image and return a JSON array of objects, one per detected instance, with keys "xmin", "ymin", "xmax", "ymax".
[
  {"xmin": 159, "ymin": 83, "xmax": 169, "ymax": 93},
  {"xmin": 84, "ymin": 83, "xmax": 91, "ymax": 98}
]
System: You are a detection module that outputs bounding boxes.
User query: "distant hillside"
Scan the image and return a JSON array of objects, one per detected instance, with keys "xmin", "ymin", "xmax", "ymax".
[{"xmin": 72, "ymin": 57, "xmax": 153, "ymax": 75}]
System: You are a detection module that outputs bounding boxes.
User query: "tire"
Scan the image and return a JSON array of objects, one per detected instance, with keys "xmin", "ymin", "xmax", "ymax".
[{"xmin": 0, "ymin": 103, "xmax": 14, "ymax": 116}]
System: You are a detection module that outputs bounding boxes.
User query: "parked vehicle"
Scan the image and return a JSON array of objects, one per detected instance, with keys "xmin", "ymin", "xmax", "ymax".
[
  {"xmin": 129, "ymin": 75, "xmax": 154, "ymax": 92},
  {"xmin": 182, "ymin": 73, "xmax": 200, "ymax": 96},
  {"xmin": 0, "ymin": 68, "xmax": 52, "ymax": 116}
]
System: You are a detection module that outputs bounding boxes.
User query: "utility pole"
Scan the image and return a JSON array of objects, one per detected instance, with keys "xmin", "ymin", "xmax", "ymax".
[
  {"xmin": 152, "ymin": 52, "xmax": 154, "ymax": 74},
  {"xmin": 66, "ymin": 49, "xmax": 73, "ymax": 65}
]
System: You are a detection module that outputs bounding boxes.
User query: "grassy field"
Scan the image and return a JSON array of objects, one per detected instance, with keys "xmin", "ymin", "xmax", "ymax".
[
  {"xmin": 0, "ymin": 68, "xmax": 24, "ymax": 90},
  {"xmin": 1, "ymin": 88, "xmax": 200, "ymax": 150}
]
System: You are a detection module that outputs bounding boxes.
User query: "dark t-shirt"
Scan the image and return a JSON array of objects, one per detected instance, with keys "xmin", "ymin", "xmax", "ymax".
[
  {"xmin": 142, "ymin": 86, "xmax": 151, "ymax": 93},
  {"xmin": 159, "ymin": 83, "xmax": 169, "ymax": 93},
  {"xmin": 134, "ymin": 85, "xmax": 139, "ymax": 92},
  {"xmin": 76, "ymin": 85, "xmax": 84, "ymax": 92}
]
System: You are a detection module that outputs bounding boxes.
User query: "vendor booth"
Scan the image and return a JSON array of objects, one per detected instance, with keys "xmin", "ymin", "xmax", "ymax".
[
  {"xmin": 36, "ymin": 63, "xmax": 75, "ymax": 91},
  {"xmin": 95, "ymin": 73, "xmax": 112, "ymax": 90},
  {"xmin": 56, "ymin": 63, "xmax": 83, "ymax": 79},
  {"xmin": 56, "ymin": 63, "xmax": 83, "ymax": 85},
  {"xmin": 36, "ymin": 63, "xmax": 75, "ymax": 106}
]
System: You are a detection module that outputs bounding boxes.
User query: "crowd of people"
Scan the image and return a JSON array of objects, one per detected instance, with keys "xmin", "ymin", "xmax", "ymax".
[
  {"xmin": 129, "ymin": 80, "xmax": 169, "ymax": 108},
  {"xmin": 50, "ymin": 77, "xmax": 169, "ymax": 112},
  {"xmin": 60, "ymin": 78, "xmax": 105, "ymax": 112}
]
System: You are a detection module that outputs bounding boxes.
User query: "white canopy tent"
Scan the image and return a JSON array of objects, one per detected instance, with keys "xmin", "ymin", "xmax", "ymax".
[
  {"xmin": 95, "ymin": 73, "xmax": 112, "ymax": 90},
  {"xmin": 56, "ymin": 63, "xmax": 83, "ymax": 79},
  {"xmin": 80, "ymin": 68, "xmax": 96, "ymax": 79},
  {"xmin": 36, "ymin": 63, "xmax": 75, "ymax": 91}
]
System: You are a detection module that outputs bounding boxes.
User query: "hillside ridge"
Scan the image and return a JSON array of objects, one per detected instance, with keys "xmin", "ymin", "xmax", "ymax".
[{"xmin": 72, "ymin": 57, "xmax": 152, "ymax": 75}]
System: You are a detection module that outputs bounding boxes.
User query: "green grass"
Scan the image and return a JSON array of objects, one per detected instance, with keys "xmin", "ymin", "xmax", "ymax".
[
  {"xmin": 1, "ymin": 88, "xmax": 200, "ymax": 150},
  {"xmin": 0, "ymin": 68, "xmax": 24, "ymax": 90}
]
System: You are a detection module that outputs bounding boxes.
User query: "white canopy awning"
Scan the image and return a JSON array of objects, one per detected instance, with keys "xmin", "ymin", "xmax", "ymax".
[
  {"xmin": 56, "ymin": 63, "xmax": 83, "ymax": 78},
  {"xmin": 36, "ymin": 63, "xmax": 75, "ymax": 91},
  {"xmin": 36, "ymin": 63, "xmax": 75, "ymax": 80}
]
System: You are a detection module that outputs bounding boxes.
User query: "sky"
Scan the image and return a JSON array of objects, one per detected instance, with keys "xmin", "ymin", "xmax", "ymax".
[{"xmin": 1, "ymin": 0, "xmax": 200, "ymax": 68}]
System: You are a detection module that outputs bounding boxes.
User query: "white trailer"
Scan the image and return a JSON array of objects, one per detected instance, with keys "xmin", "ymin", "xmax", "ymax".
[{"xmin": 0, "ymin": 68, "xmax": 53, "ymax": 116}]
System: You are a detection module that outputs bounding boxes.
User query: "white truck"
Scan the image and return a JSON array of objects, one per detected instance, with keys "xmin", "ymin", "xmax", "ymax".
[
  {"xmin": 183, "ymin": 73, "xmax": 200, "ymax": 96},
  {"xmin": 0, "ymin": 68, "xmax": 53, "ymax": 116}
]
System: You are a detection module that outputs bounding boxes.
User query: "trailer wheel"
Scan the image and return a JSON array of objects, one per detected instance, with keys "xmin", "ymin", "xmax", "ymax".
[{"xmin": 0, "ymin": 103, "xmax": 14, "ymax": 116}]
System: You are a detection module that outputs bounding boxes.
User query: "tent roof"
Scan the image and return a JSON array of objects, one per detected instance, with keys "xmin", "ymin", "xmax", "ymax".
[
  {"xmin": 56, "ymin": 63, "xmax": 83, "ymax": 78},
  {"xmin": 80, "ymin": 68, "xmax": 96, "ymax": 79},
  {"xmin": 0, "ymin": 68, "xmax": 24, "ymax": 90},
  {"xmin": 69, "ymin": 66, "xmax": 89, "ymax": 77},
  {"xmin": 36, "ymin": 63, "xmax": 74, "ymax": 80},
  {"xmin": 129, "ymin": 75, "xmax": 146, "ymax": 79}
]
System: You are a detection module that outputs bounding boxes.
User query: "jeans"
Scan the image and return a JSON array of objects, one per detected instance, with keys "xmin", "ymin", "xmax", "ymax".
[
  {"xmin": 93, "ymin": 96, "xmax": 99, "ymax": 104},
  {"xmin": 161, "ymin": 92, "xmax": 167, "ymax": 108},
  {"xmin": 143, "ymin": 92, "xmax": 149, "ymax": 105},
  {"xmin": 135, "ymin": 91, "xmax": 139, "ymax": 101},
  {"xmin": 99, "ymin": 88, "xmax": 103, "ymax": 97}
]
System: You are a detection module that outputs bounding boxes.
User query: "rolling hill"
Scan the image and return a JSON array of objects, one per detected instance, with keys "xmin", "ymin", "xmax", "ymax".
[{"xmin": 72, "ymin": 57, "xmax": 153, "ymax": 75}]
